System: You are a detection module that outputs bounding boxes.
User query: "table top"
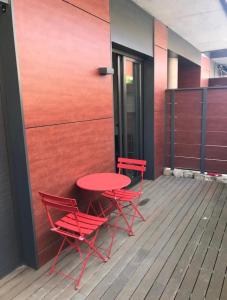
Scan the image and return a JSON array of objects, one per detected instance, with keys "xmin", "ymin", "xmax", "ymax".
[{"xmin": 76, "ymin": 172, "xmax": 131, "ymax": 192}]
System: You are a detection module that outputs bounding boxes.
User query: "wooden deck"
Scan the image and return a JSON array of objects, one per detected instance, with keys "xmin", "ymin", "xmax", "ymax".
[{"xmin": 1, "ymin": 176, "xmax": 227, "ymax": 300}]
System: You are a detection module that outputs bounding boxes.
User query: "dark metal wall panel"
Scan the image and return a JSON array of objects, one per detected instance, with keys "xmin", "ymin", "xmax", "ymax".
[
  {"xmin": 0, "ymin": 85, "xmax": 21, "ymax": 277},
  {"xmin": 110, "ymin": 0, "xmax": 153, "ymax": 57},
  {"xmin": 143, "ymin": 58, "xmax": 154, "ymax": 179},
  {"xmin": 0, "ymin": 2, "xmax": 37, "ymax": 272},
  {"xmin": 168, "ymin": 29, "xmax": 201, "ymax": 66}
]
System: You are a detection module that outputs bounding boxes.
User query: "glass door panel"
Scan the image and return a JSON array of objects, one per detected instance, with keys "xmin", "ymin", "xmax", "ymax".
[{"xmin": 113, "ymin": 52, "xmax": 143, "ymax": 182}]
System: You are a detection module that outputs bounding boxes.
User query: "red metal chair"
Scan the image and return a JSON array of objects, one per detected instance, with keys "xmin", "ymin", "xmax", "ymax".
[
  {"xmin": 102, "ymin": 157, "xmax": 147, "ymax": 236},
  {"xmin": 39, "ymin": 192, "xmax": 113, "ymax": 289}
]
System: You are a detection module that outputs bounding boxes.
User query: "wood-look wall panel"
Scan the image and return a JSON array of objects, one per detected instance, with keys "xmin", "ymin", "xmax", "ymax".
[
  {"xmin": 206, "ymin": 146, "xmax": 227, "ymax": 160},
  {"xmin": 175, "ymin": 143, "xmax": 200, "ymax": 158},
  {"xmin": 207, "ymin": 118, "xmax": 227, "ymax": 131},
  {"xmin": 165, "ymin": 156, "xmax": 171, "ymax": 167},
  {"xmin": 175, "ymin": 102, "xmax": 201, "ymax": 116},
  {"xmin": 205, "ymin": 160, "xmax": 227, "ymax": 174},
  {"xmin": 154, "ymin": 47, "xmax": 168, "ymax": 112},
  {"xmin": 26, "ymin": 118, "xmax": 114, "ymax": 261},
  {"xmin": 207, "ymin": 89, "xmax": 227, "ymax": 103},
  {"xmin": 175, "ymin": 130, "xmax": 201, "ymax": 144},
  {"xmin": 175, "ymin": 117, "xmax": 201, "ymax": 131},
  {"xmin": 178, "ymin": 62, "xmax": 201, "ymax": 88},
  {"xmin": 13, "ymin": 0, "xmax": 113, "ymax": 266},
  {"xmin": 154, "ymin": 19, "xmax": 167, "ymax": 49},
  {"xmin": 165, "ymin": 88, "xmax": 227, "ymax": 174},
  {"xmin": 65, "ymin": 0, "xmax": 110, "ymax": 21},
  {"xmin": 209, "ymin": 77, "xmax": 227, "ymax": 87},
  {"xmin": 200, "ymin": 55, "xmax": 210, "ymax": 87},
  {"xmin": 175, "ymin": 157, "xmax": 200, "ymax": 170},
  {"xmin": 166, "ymin": 142, "xmax": 171, "ymax": 157},
  {"xmin": 175, "ymin": 90, "xmax": 202, "ymax": 103},
  {"xmin": 207, "ymin": 103, "xmax": 227, "ymax": 117},
  {"xmin": 206, "ymin": 132, "xmax": 227, "ymax": 146},
  {"xmin": 14, "ymin": 0, "xmax": 112, "ymax": 128},
  {"xmin": 154, "ymin": 19, "xmax": 168, "ymax": 178}
]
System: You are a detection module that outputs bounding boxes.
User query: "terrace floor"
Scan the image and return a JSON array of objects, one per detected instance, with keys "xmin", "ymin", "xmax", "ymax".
[{"xmin": 1, "ymin": 176, "xmax": 227, "ymax": 300}]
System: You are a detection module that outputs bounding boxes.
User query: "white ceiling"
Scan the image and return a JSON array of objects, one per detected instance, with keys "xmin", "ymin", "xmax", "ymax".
[{"xmin": 131, "ymin": 0, "xmax": 227, "ymax": 52}]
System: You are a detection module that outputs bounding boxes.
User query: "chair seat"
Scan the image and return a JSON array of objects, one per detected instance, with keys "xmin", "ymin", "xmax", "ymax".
[
  {"xmin": 102, "ymin": 189, "xmax": 141, "ymax": 202},
  {"xmin": 55, "ymin": 212, "xmax": 108, "ymax": 236}
]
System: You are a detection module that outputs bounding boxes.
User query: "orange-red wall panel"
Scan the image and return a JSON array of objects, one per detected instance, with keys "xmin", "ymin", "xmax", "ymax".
[
  {"xmin": 178, "ymin": 63, "xmax": 201, "ymax": 88},
  {"xmin": 200, "ymin": 54, "xmax": 210, "ymax": 87},
  {"xmin": 154, "ymin": 20, "xmax": 168, "ymax": 50},
  {"xmin": 14, "ymin": 0, "xmax": 112, "ymax": 128},
  {"xmin": 154, "ymin": 20, "xmax": 168, "ymax": 178},
  {"xmin": 209, "ymin": 77, "xmax": 227, "ymax": 86},
  {"xmin": 26, "ymin": 119, "xmax": 114, "ymax": 264},
  {"xmin": 65, "ymin": 0, "xmax": 110, "ymax": 22},
  {"xmin": 13, "ymin": 0, "xmax": 113, "ymax": 265}
]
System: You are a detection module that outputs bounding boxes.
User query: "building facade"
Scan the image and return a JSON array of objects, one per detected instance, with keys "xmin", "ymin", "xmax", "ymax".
[{"xmin": 0, "ymin": 0, "xmax": 209, "ymax": 277}]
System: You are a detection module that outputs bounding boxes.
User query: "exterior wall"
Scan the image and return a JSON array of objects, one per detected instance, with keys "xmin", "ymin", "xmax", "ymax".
[
  {"xmin": 200, "ymin": 54, "xmax": 211, "ymax": 87},
  {"xmin": 178, "ymin": 59, "xmax": 201, "ymax": 88},
  {"xmin": 168, "ymin": 29, "xmax": 201, "ymax": 66},
  {"xmin": 209, "ymin": 77, "xmax": 227, "ymax": 86},
  {"xmin": 13, "ymin": 0, "xmax": 114, "ymax": 265},
  {"xmin": 0, "ymin": 83, "xmax": 20, "ymax": 276},
  {"xmin": 110, "ymin": 0, "xmax": 154, "ymax": 57},
  {"xmin": 153, "ymin": 20, "xmax": 168, "ymax": 178}
]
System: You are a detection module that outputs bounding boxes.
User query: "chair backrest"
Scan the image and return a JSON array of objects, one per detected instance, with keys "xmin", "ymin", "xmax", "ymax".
[
  {"xmin": 39, "ymin": 192, "xmax": 82, "ymax": 235},
  {"xmin": 117, "ymin": 157, "xmax": 147, "ymax": 191},
  {"xmin": 117, "ymin": 157, "xmax": 147, "ymax": 174}
]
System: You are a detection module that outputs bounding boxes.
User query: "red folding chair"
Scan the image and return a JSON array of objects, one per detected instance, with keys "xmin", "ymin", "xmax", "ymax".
[
  {"xmin": 39, "ymin": 192, "xmax": 113, "ymax": 289},
  {"xmin": 102, "ymin": 157, "xmax": 147, "ymax": 236}
]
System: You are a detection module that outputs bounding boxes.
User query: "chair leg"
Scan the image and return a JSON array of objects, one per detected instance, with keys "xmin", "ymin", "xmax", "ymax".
[
  {"xmin": 75, "ymin": 246, "xmax": 93, "ymax": 289},
  {"xmin": 66, "ymin": 237, "xmax": 83, "ymax": 260},
  {"xmin": 131, "ymin": 201, "xmax": 145, "ymax": 221},
  {"xmin": 105, "ymin": 211, "xmax": 120, "ymax": 258},
  {"xmin": 114, "ymin": 200, "xmax": 134, "ymax": 236},
  {"xmin": 49, "ymin": 236, "xmax": 67, "ymax": 275},
  {"xmin": 86, "ymin": 231, "xmax": 108, "ymax": 262},
  {"xmin": 75, "ymin": 231, "xmax": 107, "ymax": 289}
]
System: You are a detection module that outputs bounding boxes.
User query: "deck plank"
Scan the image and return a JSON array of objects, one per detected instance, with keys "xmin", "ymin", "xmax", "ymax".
[
  {"xmin": 100, "ymin": 180, "xmax": 205, "ymax": 300},
  {"xmin": 148, "ymin": 184, "xmax": 227, "ymax": 300},
  {"xmin": 0, "ymin": 177, "xmax": 227, "ymax": 300},
  {"xmin": 159, "ymin": 185, "xmax": 226, "ymax": 300},
  {"xmin": 190, "ymin": 186, "xmax": 227, "ymax": 300},
  {"xmin": 130, "ymin": 182, "xmax": 220, "ymax": 300},
  {"xmin": 174, "ymin": 184, "xmax": 226, "ymax": 300}
]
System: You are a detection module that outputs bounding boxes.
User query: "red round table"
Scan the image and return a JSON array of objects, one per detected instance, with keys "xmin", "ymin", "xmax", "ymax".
[{"xmin": 77, "ymin": 172, "xmax": 131, "ymax": 191}]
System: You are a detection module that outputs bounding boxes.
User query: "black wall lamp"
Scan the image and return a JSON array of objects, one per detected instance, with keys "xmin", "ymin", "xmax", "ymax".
[
  {"xmin": 98, "ymin": 67, "xmax": 114, "ymax": 76},
  {"xmin": 0, "ymin": 0, "xmax": 9, "ymax": 15}
]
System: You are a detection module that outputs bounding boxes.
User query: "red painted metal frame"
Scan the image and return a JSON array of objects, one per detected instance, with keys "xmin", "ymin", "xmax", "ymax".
[
  {"xmin": 102, "ymin": 157, "xmax": 147, "ymax": 236},
  {"xmin": 39, "ymin": 192, "xmax": 114, "ymax": 289}
]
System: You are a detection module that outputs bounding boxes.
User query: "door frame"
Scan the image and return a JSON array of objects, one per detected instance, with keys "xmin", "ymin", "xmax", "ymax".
[
  {"xmin": 112, "ymin": 48, "xmax": 144, "ymax": 182},
  {"xmin": 112, "ymin": 43, "xmax": 155, "ymax": 180}
]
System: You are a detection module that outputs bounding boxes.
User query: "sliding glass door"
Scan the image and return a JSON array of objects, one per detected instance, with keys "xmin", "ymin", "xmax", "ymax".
[{"xmin": 113, "ymin": 51, "xmax": 143, "ymax": 181}]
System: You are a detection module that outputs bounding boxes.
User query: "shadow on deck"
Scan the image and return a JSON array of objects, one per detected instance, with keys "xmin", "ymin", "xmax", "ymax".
[{"xmin": 1, "ymin": 176, "xmax": 227, "ymax": 300}]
